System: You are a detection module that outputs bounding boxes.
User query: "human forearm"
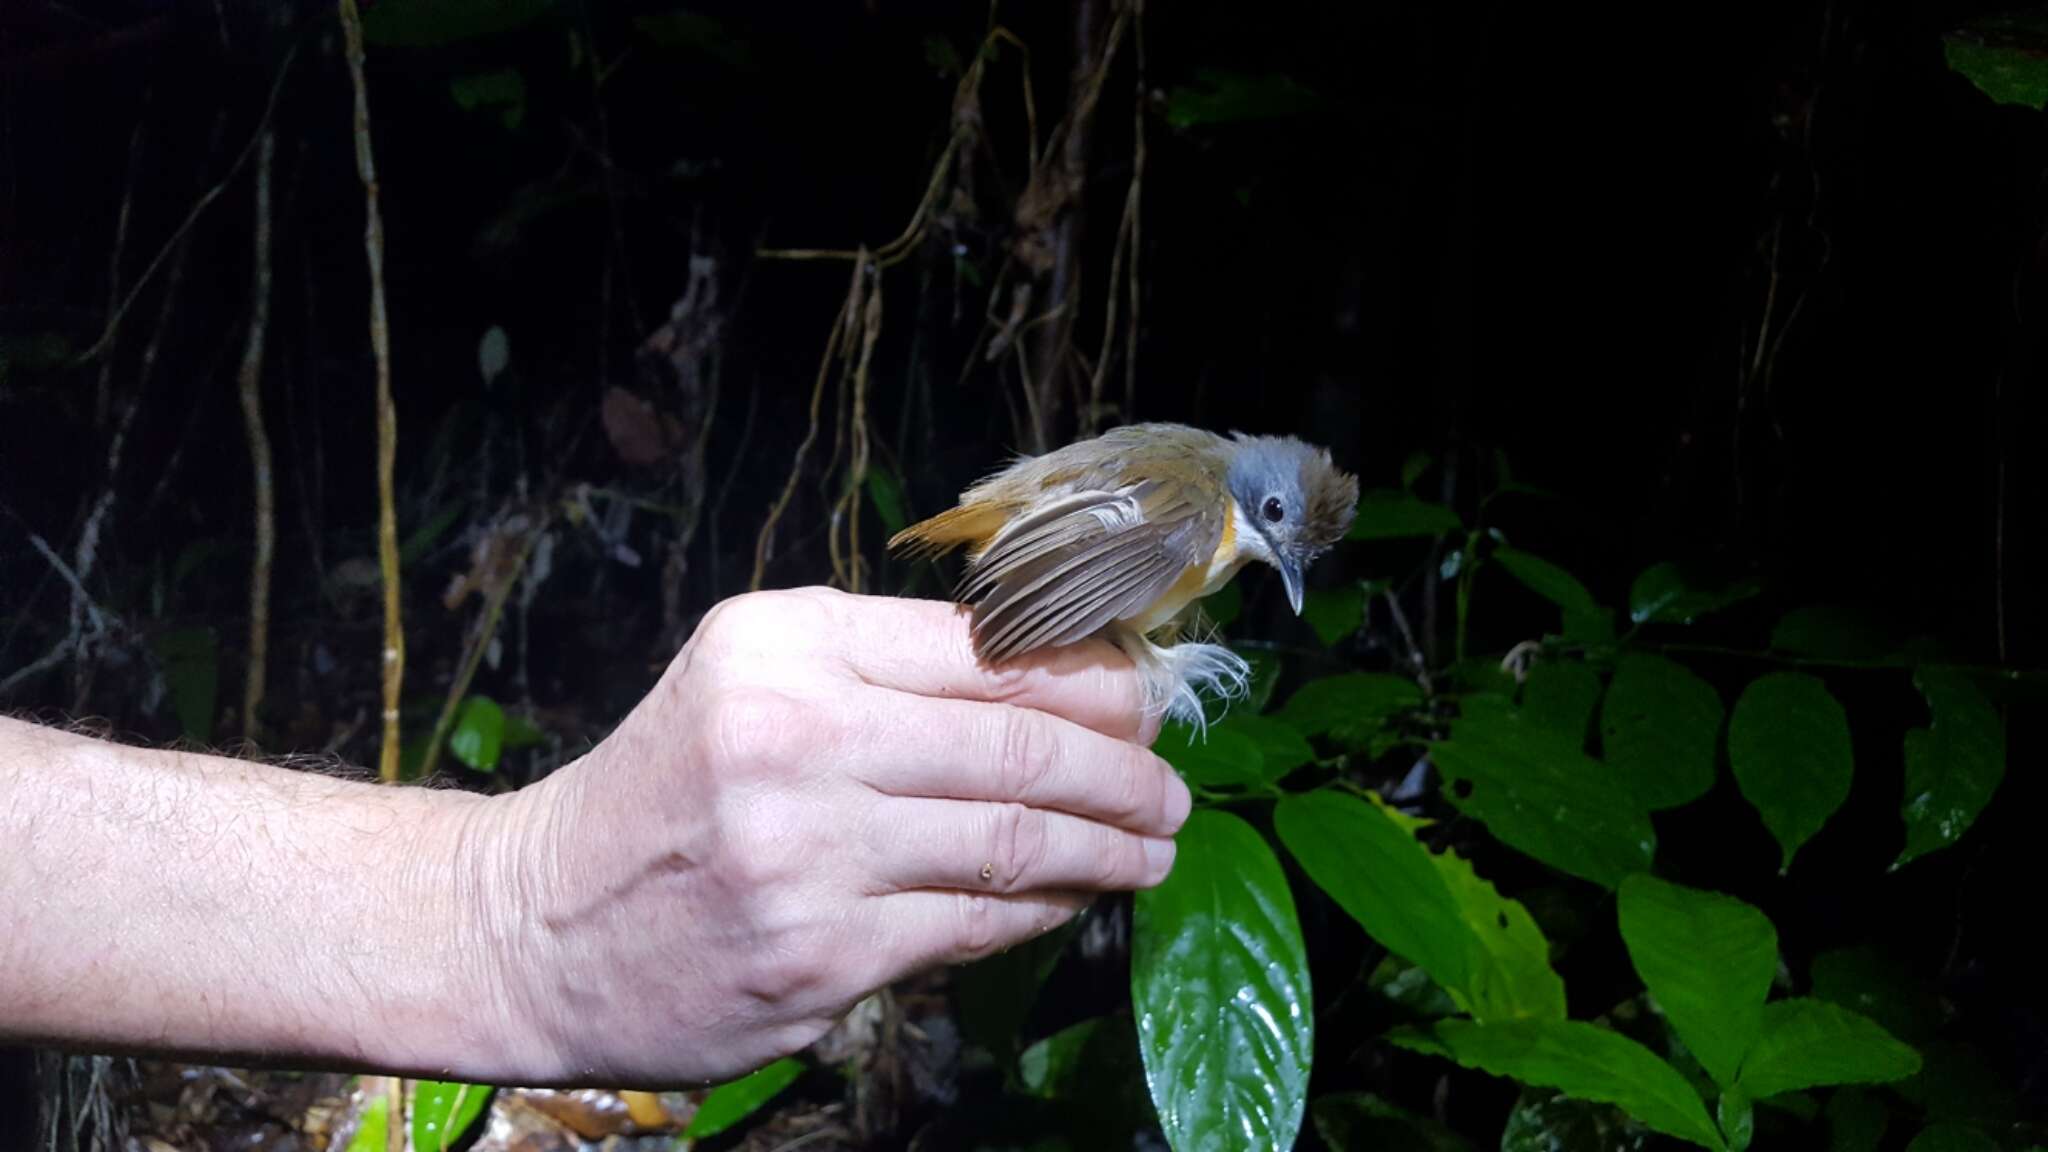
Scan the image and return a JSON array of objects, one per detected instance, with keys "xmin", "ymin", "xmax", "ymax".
[{"xmin": 0, "ymin": 716, "xmax": 523, "ymax": 1077}]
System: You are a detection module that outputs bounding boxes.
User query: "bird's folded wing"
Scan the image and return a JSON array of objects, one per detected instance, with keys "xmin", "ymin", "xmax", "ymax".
[{"xmin": 958, "ymin": 480, "xmax": 1222, "ymax": 662}]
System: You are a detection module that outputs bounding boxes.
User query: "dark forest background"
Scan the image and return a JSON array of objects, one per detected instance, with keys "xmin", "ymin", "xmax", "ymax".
[{"xmin": 2, "ymin": 0, "xmax": 2045, "ymax": 1149}]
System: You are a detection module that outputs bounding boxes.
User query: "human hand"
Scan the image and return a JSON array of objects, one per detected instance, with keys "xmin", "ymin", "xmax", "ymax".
[{"xmin": 468, "ymin": 586, "xmax": 1190, "ymax": 1087}]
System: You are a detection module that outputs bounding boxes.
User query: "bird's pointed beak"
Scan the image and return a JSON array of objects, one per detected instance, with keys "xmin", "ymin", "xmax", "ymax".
[{"xmin": 1280, "ymin": 556, "xmax": 1305, "ymax": 615}]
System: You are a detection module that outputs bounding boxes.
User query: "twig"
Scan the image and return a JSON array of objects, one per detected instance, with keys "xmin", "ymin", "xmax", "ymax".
[
  {"xmin": 237, "ymin": 130, "xmax": 276, "ymax": 745},
  {"xmin": 832, "ymin": 280, "xmax": 884, "ymax": 592},
  {"xmin": 92, "ymin": 94, "xmax": 147, "ymax": 429},
  {"xmin": 340, "ymin": 0, "xmax": 405, "ymax": 783},
  {"xmin": 71, "ymin": 44, "xmax": 299, "ymax": 367},
  {"xmin": 1124, "ymin": 0, "xmax": 1146, "ymax": 422},
  {"xmin": 753, "ymin": 257, "xmax": 861, "ymax": 590},
  {"xmin": 418, "ymin": 513, "xmax": 547, "ymax": 781}
]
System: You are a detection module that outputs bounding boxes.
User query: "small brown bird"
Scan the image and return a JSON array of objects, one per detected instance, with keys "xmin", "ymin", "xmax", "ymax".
[{"xmin": 889, "ymin": 422, "xmax": 1359, "ymax": 730}]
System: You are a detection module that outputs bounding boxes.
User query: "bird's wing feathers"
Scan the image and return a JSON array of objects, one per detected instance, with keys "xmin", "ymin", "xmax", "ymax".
[{"xmin": 960, "ymin": 477, "xmax": 1224, "ymax": 662}]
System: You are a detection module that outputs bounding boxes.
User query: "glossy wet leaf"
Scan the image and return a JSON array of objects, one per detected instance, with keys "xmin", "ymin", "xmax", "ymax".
[
  {"xmin": 1826, "ymin": 1088, "xmax": 1889, "ymax": 1152},
  {"xmin": 1345, "ymin": 489, "xmax": 1461, "ymax": 540},
  {"xmin": 1302, "ymin": 583, "xmax": 1365, "ymax": 646},
  {"xmin": 1393, "ymin": 1019, "xmax": 1725, "ymax": 1150},
  {"xmin": 1617, "ymin": 875, "xmax": 1777, "ymax": 1088},
  {"xmin": 1601, "ymin": 653, "xmax": 1723, "ymax": 810},
  {"xmin": 1810, "ymin": 947, "xmax": 1942, "ymax": 1045},
  {"xmin": 1133, "ymin": 809, "xmax": 1312, "ymax": 1152},
  {"xmin": 411, "ymin": 1080, "xmax": 492, "ymax": 1152},
  {"xmin": 685, "ymin": 1058, "xmax": 805, "ymax": 1139},
  {"xmin": 1493, "ymin": 546, "xmax": 1603, "ymax": 619},
  {"xmin": 449, "ymin": 694, "xmax": 507, "ymax": 772},
  {"xmin": 153, "ymin": 626, "xmax": 219, "ymax": 745},
  {"xmin": 1906, "ymin": 1124, "xmax": 2001, "ymax": 1152},
  {"xmin": 1733, "ymin": 999, "xmax": 1920, "ymax": 1099},
  {"xmin": 1944, "ymin": 11, "xmax": 2048, "ymax": 109},
  {"xmin": 1219, "ymin": 714, "xmax": 1315, "ymax": 776},
  {"xmin": 865, "ymin": 468, "xmax": 909, "ymax": 537},
  {"xmin": 1627, "ymin": 562, "xmax": 1760, "ymax": 625},
  {"xmin": 1155, "ymin": 721, "xmax": 1267, "ymax": 791},
  {"xmin": 1729, "ymin": 672, "xmax": 1853, "ymax": 871},
  {"xmin": 1897, "ymin": 667, "xmax": 2005, "ymax": 868},
  {"xmin": 1312, "ymin": 1092, "xmax": 1475, "ymax": 1151},
  {"xmin": 1277, "ymin": 672, "xmax": 1421, "ymax": 747}
]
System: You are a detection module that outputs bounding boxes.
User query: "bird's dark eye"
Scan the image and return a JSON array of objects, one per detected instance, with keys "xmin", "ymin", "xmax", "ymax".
[{"xmin": 1262, "ymin": 496, "xmax": 1285, "ymax": 523}]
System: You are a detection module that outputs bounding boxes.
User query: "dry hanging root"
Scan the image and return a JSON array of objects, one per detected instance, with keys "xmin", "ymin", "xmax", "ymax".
[{"xmin": 237, "ymin": 130, "xmax": 276, "ymax": 744}]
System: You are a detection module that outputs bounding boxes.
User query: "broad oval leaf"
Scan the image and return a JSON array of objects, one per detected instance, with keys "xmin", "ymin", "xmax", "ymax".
[
  {"xmin": 1519, "ymin": 662, "xmax": 1602, "ymax": 753},
  {"xmin": 1729, "ymin": 672, "xmax": 1853, "ymax": 872},
  {"xmin": 1906, "ymin": 1123, "xmax": 2001, "ymax": 1152},
  {"xmin": 1345, "ymin": 489, "xmax": 1462, "ymax": 540},
  {"xmin": 1945, "ymin": 13, "xmax": 2048, "ymax": 109},
  {"xmin": 1601, "ymin": 653, "xmax": 1723, "ymax": 810},
  {"xmin": 1155, "ymin": 722, "xmax": 1267, "ymax": 791},
  {"xmin": 1393, "ymin": 1019, "xmax": 1726, "ymax": 1150},
  {"xmin": 411, "ymin": 1080, "xmax": 493, "ymax": 1152},
  {"xmin": 1617, "ymin": 875, "xmax": 1778, "ymax": 1088},
  {"xmin": 449, "ymin": 694, "xmax": 507, "ymax": 772},
  {"xmin": 1134, "ymin": 809, "xmax": 1313, "ymax": 1152},
  {"xmin": 1493, "ymin": 546, "xmax": 1603, "ymax": 619},
  {"xmin": 1627, "ymin": 562, "xmax": 1760, "ymax": 625},
  {"xmin": 685, "ymin": 1057, "xmax": 805, "ymax": 1139},
  {"xmin": 1276, "ymin": 672, "xmax": 1422, "ymax": 747},
  {"xmin": 1220, "ymin": 714, "xmax": 1315, "ymax": 777},
  {"xmin": 1733, "ymin": 999, "xmax": 1921, "ymax": 1100},
  {"xmin": 1897, "ymin": 666, "xmax": 2005, "ymax": 868},
  {"xmin": 1303, "ymin": 583, "xmax": 1366, "ymax": 647}
]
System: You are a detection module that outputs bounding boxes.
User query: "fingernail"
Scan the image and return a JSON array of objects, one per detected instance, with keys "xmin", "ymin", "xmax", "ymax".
[
  {"xmin": 1144, "ymin": 837, "xmax": 1176, "ymax": 881},
  {"xmin": 1163, "ymin": 774, "xmax": 1192, "ymax": 831}
]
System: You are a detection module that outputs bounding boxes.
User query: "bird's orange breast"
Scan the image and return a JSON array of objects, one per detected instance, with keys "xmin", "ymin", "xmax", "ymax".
[{"xmin": 1125, "ymin": 498, "xmax": 1246, "ymax": 633}]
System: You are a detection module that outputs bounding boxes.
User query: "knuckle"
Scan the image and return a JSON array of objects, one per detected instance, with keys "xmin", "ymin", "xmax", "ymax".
[
  {"xmin": 1096, "ymin": 833, "xmax": 1143, "ymax": 890},
  {"xmin": 702, "ymin": 686, "xmax": 811, "ymax": 770},
  {"xmin": 993, "ymin": 707, "xmax": 1053, "ymax": 802},
  {"xmin": 994, "ymin": 803, "xmax": 1047, "ymax": 893},
  {"xmin": 954, "ymin": 891, "xmax": 1003, "ymax": 962}
]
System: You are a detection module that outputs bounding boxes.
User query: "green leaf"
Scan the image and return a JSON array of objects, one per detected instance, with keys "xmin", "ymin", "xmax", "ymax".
[
  {"xmin": 400, "ymin": 502, "xmax": 465, "ymax": 567},
  {"xmin": 684, "ymin": 1058, "xmax": 805, "ymax": 1139},
  {"xmin": 1203, "ymin": 579, "xmax": 1243, "ymax": 630},
  {"xmin": 448, "ymin": 695, "xmax": 507, "ymax": 772},
  {"xmin": 1278, "ymin": 790, "xmax": 1566, "ymax": 1023},
  {"xmin": 956, "ymin": 919, "xmax": 1078, "ymax": 1062},
  {"xmin": 1238, "ymin": 649, "xmax": 1282, "ymax": 713},
  {"xmin": 1627, "ymin": 562, "xmax": 1761, "ymax": 626},
  {"xmin": 1826, "ymin": 1087, "xmax": 1889, "ymax": 1152},
  {"xmin": 1218, "ymin": 714, "xmax": 1314, "ymax": 776},
  {"xmin": 1810, "ymin": 947, "xmax": 1942, "ymax": 1045},
  {"xmin": 410, "ymin": 1080, "xmax": 492, "ymax": 1152},
  {"xmin": 1897, "ymin": 667, "xmax": 2006, "ymax": 868},
  {"xmin": 865, "ymin": 468, "xmax": 909, "ymax": 537},
  {"xmin": 1617, "ymin": 875, "xmax": 1777, "ymax": 1088},
  {"xmin": 1601, "ymin": 653, "xmax": 1723, "ymax": 810},
  {"xmin": 1718, "ymin": 1088, "xmax": 1755, "ymax": 1152},
  {"xmin": 1393, "ymin": 1020, "xmax": 1725, "ymax": 1150},
  {"xmin": 1312, "ymin": 1092, "xmax": 1475, "ymax": 1152},
  {"xmin": 1302, "ymin": 583, "xmax": 1365, "ymax": 646},
  {"xmin": 1945, "ymin": 12, "xmax": 2048, "ymax": 109},
  {"xmin": 1769, "ymin": 605, "xmax": 1896, "ymax": 661},
  {"xmin": 1133, "ymin": 810, "xmax": 1312, "ymax": 1152},
  {"xmin": 632, "ymin": 8, "xmax": 753, "ymax": 68},
  {"xmin": 1276, "ymin": 673, "xmax": 1422, "ymax": 746},
  {"xmin": 1519, "ymin": 662, "xmax": 1602, "ymax": 753},
  {"xmin": 1431, "ymin": 698, "xmax": 1657, "ymax": 888},
  {"xmin": 1163, "ymin": 69, "xmax": 1319, "ymax": 130},
  {"xmin": 152, "ymin": 627, "xmax": 219, "ymax": 745},
  {"xmin": 1401, "ymin": 451, "xmax": 1433, "ymax": 493},
  {"xmin": 1155, "ymin": 721, "xmax": 1267, "ymax": 791},
  {"xmin": 1018, "ymin": 1018, "xmax": 1105, "ymax": 1099},
  {"xmin": 1729, "ymin": 672, "xmax": 1853, "ymax": 872},
  {"xmin": 363, "ymin": 0, "xmax": 557, "ymax": 47},
  {"xmin": 1500, "ymin": 1091, "xmax": 1651, "ymax": 1152},
  {"xmin": 1906, "ymin": 1124, "xmax": 2001, "ymax": 1152},
  {"xmin": 1733, "ymin": 999, "xmax": 1921, "ymax": 1099},
  {"xmin": 1345, "ymin": 490, "xmax": 1461, "ymax": 540},
  {"xmin": 344, "ymin": 1087, "xmax": 389, "ymax": 1152},
  {"xmin": 501, "ymin": 710, "xmax": 547, "ymax": 750},
  {"xmin": 1493, "ymin": 547, "xmax": 1603, "ymax": 620}
]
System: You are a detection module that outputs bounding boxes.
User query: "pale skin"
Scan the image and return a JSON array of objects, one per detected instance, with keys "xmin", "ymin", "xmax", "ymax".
[{"xmin": 0, "ymin": 586, "xmax": 1190, "ymax": 1087}]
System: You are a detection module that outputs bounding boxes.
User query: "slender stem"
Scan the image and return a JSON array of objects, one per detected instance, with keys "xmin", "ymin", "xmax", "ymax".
[{"xmin": 237, "ymin": 131, "xmax": 277, "ymax": 745}]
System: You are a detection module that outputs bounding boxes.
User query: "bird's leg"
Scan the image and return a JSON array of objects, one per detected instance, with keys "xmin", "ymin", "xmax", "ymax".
[{"xmin": 1107, "ymin": 615, "xmax": 1251, "ymax": 740}]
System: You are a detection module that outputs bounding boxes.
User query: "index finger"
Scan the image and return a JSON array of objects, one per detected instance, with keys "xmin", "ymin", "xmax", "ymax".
[{"xmin": 821, "ymin": 591, "xmax": 1157, "ymax": 744}]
